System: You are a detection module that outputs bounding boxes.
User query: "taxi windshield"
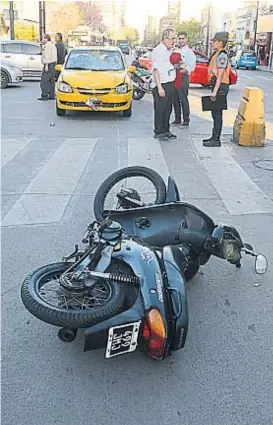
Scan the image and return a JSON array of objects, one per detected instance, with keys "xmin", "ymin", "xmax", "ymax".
[{"xmin": 65, "ymin": 50, "xmax": 125, "ymax": 71}]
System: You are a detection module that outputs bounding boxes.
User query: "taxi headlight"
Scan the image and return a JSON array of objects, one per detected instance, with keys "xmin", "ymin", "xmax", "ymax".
[
  {"xmin": 58, "ymin": 81, "xmax": 73, "ymax": 93},
  {"xmin": 116, "ymin": 83, "xmax": 128, "ymax": 94}
]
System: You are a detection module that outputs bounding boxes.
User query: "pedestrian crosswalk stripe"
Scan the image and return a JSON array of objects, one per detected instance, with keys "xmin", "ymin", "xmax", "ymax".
[
  {"xmin": 1, "ymin": 135, "xmax": 273, "ymax": 227},
  {"xmin": 191, "ymin": 138, "xmax": 273, "ymax": 215},
  {"xmin": 1, "ymin": 138, "xmax": 98, "ymax": 226},
  {"xmin": 128, "ymin": 137, "xmax": 169, "ymax": 181},
  {"xmin": 126, "ymin": 136, "xmax": 170, "ymax": 205},
  {"xmin": 1, "ymin": 137, "xmax": 34, "ymax": 168}
]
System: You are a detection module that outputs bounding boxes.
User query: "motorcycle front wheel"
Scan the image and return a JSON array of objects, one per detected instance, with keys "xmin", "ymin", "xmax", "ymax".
[
  {"xmin": 21, "ymin": 260, "xmax": 130, "ymax": 328},
  {"xmin": 93, "ymin": 166, "xmax": 167, "ymax": 222}
]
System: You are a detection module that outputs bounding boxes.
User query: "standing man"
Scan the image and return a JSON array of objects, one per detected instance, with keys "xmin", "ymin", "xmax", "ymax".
[
  {"xmin": 55, "ymin": 32, "xmax": 67, "ymax": 79},
  {"xmin": 38, "ymin": 34, "xmax": 57, "ymax": 101},
  {"xmin": 203, "ymin": 32, "xmax": 231, "ymax": 147},
  {"xmin": 172, "ymin": 31, "xmax": 196, "ymax": 127},
  {"xmin": 151, "ymin": 29, "xmax": 177, "ymax": 141}
]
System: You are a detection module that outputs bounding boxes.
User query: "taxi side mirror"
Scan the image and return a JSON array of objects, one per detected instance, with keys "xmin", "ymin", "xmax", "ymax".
[
  {"xmin": 127, "ymin": 65, "xmax": 136, "ymax": 73},
  {"xmin": 55, "ymin": 64, "xmax": 63, "ymax": 72}
]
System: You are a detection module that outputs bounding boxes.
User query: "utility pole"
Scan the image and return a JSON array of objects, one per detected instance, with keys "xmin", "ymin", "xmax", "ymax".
[
  {"xmin": 39, "ymin": 1, "xmax": 46, "ymax": 40},
  {"xmin": 253, "ymin": 0, "xmax": 259, "ymax": 53},
  {"xmin": 9, "ymin": 1, "xmax": 15, "ymax": 40},
  {"xmin": 205, "ymin": 3, "xmax": 211, "ymax": 56}
]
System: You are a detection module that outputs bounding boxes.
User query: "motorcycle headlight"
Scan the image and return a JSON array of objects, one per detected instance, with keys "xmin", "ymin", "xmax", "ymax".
[
  {"xmin": 58, "ymin": 81, "xmax": 73, "ymax": 93},
  {"xmin": 116, "ymin": 83, "xmax": 128, "ymax": 94}
]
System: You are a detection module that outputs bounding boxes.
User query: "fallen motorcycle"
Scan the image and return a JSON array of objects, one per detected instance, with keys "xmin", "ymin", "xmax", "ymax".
[{"xmin": 21, "ymin": 167, "xmax": 268, "ymax": 361}]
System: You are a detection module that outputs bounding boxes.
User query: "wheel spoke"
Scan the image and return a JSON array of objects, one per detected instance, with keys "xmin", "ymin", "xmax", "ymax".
[{"xmin": 38, "ymin": 271, "xmax": 111, "ymax": 310}]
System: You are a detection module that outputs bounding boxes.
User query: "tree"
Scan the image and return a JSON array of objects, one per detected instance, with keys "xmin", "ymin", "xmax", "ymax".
[
  {"xmin": 77, "ymin": 1, "xmax": 106, "ymax": 32},
  {"xmin": 114, "ymin": 26, "xmax": 139, "ymax": 43},
  {"xmin": 176, "ymin": 18, "xmax": 201, "ymax": 47},
  {"xmin": 47, "ymin": 3, "xmax": 84, "ymax": 41},
  {"xmin": 15, "ymin": 22, "xmax": 38, "ymax": 41}
]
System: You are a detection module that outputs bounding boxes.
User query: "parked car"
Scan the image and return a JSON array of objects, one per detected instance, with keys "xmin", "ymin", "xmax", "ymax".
[
  {"xmin": 1, "ymin": 59, "xmax": 23, "ymax": 89},
  {"xmin": 55, "ymin": 46, "xmax": 135, "ymax": 117},
  {"xmin": 233, "ymin": 50, "xmax": 257, "ymax": 70},
  {"xmin": 0, "ymin": 40, "xmax": 42, "ymax": 77},
  {"xmin": 139, "ymin": 49, "xmax": 238, "ymax": 86}
]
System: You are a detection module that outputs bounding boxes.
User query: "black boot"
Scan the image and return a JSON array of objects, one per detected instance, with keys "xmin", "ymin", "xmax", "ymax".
[
  {"xmin": 203, "ymin": 137, "xmax": 221, "ymax": 147},
  {"xmin": 202, "ymin": 136, "xmax": 214, "ymax": 143}
]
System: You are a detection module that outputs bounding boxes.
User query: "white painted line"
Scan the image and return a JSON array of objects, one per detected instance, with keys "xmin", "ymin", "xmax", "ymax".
[
  {"xmin": 26, "ymin": 138, "xmax": 98, "ymax": 194},
  {"xmin": 128, "ymin": 137, "xmax": 169, "ymax": 181},
  {"xmin": 191, "ymin": 139, "xmax": 273, "ymax": 215},
  {"xmin": 106, "ymin": 137, "xmax": 170, "ymax": 208},
  {"xmin": 1, "ymin": 138, "xmax": 98, "ymax": 226},
  {"xmin": 1, "ymin": 137, "xmax": 34, "ymax": 168},
  {"xmin": 256, "ymin": 76, "xmax": 273, "ymax": 81}
]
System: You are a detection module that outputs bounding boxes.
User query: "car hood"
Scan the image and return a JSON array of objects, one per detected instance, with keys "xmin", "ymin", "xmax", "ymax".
[{"xmin": 61, "ymin": 70, "xmax": 127, "ymax": 89}]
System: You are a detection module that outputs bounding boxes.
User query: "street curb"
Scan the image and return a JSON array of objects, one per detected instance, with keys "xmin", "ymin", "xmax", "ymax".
[{"xmin": 257, "ymin": 66, "xmax": 273, "ymax": 74}]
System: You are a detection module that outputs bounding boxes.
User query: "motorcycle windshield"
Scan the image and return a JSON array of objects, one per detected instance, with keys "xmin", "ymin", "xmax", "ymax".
[{"xmin": 105, "ymin": 202, "xmax": 215, "ymax": 250}]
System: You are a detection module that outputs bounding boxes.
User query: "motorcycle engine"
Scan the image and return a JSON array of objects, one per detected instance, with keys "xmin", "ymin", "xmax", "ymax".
[{"xmin": 99, "ymin": 220, "xmax": 123, "ymax": 242}]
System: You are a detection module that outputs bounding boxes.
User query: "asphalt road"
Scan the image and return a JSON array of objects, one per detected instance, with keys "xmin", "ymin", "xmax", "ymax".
[{"xmin": 1, "ymin": 69, "xmax": 273, "ymax": 425}]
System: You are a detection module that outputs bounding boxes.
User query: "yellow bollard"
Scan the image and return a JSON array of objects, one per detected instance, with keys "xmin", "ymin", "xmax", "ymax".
[{"xmin": 233, "ymin": 87, "xmax": 266, "ymax": 146}]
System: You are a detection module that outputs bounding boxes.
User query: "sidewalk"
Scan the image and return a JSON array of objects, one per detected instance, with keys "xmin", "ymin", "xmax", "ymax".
[{"xmin": 257, "ymin": 65, "xmax": 273, "ymax": 73}]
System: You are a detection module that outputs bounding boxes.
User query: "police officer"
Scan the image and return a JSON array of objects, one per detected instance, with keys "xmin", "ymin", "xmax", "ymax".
[{"xmin": 203, "ymin": 32, "xmax": 231, "ymax": 147}]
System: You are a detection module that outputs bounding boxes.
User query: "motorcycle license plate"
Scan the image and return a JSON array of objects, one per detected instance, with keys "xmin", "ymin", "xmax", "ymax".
[{"xmin": 105, "ymin": 321, "xmax": 141, "ymax": 358}]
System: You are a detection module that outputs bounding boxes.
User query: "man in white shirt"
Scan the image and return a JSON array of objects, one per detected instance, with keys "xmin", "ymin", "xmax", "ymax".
[
  {"xmin": 172, "ymin": 31, "xmax": 196, "ymax": 127},
  {"xmin": 38, "ymin": 34, "xmax": 57, "ymax": 101},
  {"xmin": 151, "ymin": 29, "xmax": 177, "ymax": 140}
]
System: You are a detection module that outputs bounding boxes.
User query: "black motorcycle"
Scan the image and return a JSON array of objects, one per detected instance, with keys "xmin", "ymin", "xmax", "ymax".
[{"xmin": 21, "ymin": 167, "xmax": 268, "ymax": 361}]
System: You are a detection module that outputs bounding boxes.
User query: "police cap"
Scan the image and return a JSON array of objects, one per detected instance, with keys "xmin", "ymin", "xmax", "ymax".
[{"xmin": 211, "ymin": 31, "xmax": 229, "ymax": 42}]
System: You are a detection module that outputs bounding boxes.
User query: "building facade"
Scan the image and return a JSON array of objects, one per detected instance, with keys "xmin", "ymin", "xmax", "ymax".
[
  {"xmin": 95, "ymin": 0, "xmax": 126, "ymax": 35},
  {"xmin": 143, "ymin": 15, "xmax": 158, "ymax": 45},
  {"xmin": 158, "ymin": 0, "xmax": 182, "ymax": 33},
  {"xmin": 221, "ymin": 11, "xmax": 237, "ymax": 47},
  {"xmin": 167, "ymin": 0, "xmax": 181, "ymax": 19},
  {"xmin": 200, "ymin": 3, "xmax": 222, "ymax": 54},
  {"xmin": 0, "ymin": 0, "xmax": 40, "ymax": 40},
  {"xmin": 257, "ymin": 3, "xmax": 273, "ymax": 69}
]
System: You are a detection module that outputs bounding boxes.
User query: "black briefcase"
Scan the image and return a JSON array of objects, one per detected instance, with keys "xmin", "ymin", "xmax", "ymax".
[{"xmin": 201, "ymin": 95, "xmax": 228, "ymax": 111}]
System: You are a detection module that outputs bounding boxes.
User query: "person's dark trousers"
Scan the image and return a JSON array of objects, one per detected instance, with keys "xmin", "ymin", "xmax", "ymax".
[
  {"xmin": 211, "ymin": 82, "xmax": 229, "ymax": 139},
  {"xmin": 152, "ymin": 82, "xmax": 174, "ymax": 136},
  {"xmin": 172, "ymin": 87, "xmax": 181, "ymax": 122},
  {"xmin": 40, "ymin": 62, "xmax": 56, "ymax": 99},
  {"xmin": 173, "ymin": 74, "xmax": 190, "ymax": 123},
  {"xmin": 55, "ymin": 70, "xmax": 61, "ymax": 81}
]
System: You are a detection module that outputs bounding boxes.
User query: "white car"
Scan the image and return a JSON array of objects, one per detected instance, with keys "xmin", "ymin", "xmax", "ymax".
[
  {"xmin": 1, "ymin": 60, "xmax": 23, "ymax": 88},
  {"xmin": 1, "ymin": 40, "xmax": 43, "ymax": 77}
]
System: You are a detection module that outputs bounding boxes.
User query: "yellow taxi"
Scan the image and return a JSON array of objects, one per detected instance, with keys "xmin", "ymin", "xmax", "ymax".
[{"xmin": 55, "ymin": 46, "xmax": 135, "ymax": 117}]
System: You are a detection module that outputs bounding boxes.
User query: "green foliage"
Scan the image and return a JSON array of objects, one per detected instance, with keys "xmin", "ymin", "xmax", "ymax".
[{"xmin": 176, "ymin": 19, "xmax": 201, "ymax": 46}]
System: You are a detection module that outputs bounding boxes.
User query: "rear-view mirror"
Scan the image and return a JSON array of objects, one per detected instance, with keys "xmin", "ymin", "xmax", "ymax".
[
  {"xmin": 255, "ymin": 254, "xmax": 268, "ymax": 274},
  {"xmin": 55, "ymin": 64, "xmax": 63, "ymax": 72}
]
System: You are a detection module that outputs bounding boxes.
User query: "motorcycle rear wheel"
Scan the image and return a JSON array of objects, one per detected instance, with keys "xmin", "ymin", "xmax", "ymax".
[
  {"xmin": 93, "ymin": 166, "xmax": 167, "ymax": 222},
  {"xmin": 21, "ymin": 260, "xmax": 131, "ymax": 328}
]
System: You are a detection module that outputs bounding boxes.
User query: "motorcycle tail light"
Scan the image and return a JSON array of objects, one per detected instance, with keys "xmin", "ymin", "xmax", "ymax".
[{"xmin": 142, "ymin": 309, "xmax": 166, "ymax": 360}]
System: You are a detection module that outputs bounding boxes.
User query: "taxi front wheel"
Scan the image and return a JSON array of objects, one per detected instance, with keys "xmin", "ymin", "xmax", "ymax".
[
  {"xmin": 122, "ymin": 103, "xmax": 132, "ymax": 118},
  {"xmin": 56, "ymin": 103, "xmax": 66, "ymax": 116}
]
